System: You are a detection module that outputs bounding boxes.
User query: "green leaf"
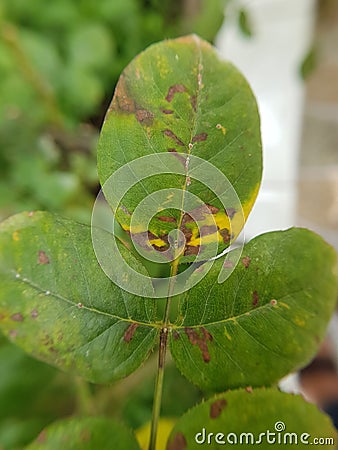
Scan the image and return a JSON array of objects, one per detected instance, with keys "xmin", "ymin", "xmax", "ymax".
[
  {"xmin": 0, "ymin": 211, "xmax": 159, "ymax": 384},
  {"xmin": 25, "ymin": 417, "xmax": 141, "ymax": 450},
  {"xmin": 170, "ymin": 228, "xmax": 338, "ymax": 391},
  {"xmin": 98, "ymin": 35, "xmax": 262, "ymax": 262},
  {"xmin": 238, "ymin": 8, "xmax": 254, "ymax": 38},
  {"xmin": 167, "ymin": 388, "xmax": 336, "ymax": 449}
]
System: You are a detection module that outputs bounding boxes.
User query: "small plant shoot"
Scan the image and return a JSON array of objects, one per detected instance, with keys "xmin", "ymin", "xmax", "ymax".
[{"xmin": 0, "ymin": 36, "xmax": 336, "ymax": 449}]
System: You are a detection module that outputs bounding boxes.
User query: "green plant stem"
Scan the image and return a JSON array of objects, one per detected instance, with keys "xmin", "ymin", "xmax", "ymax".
[
  {"xmin": 148, "ymin": 258, "xmax": 180, "ymax": 450},
  {"xmin": 74, "ymin": 376, "xmax": 96, "ymax": 416}
]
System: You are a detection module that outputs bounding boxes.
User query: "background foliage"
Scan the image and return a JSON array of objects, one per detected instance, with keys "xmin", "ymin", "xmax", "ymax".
[
  {"xmin": 0, "ymin": 2, "xmax": 227, "ymax": 449},
  {"xmin": 0, "ymin": 0, "xmax": 227, "ymax": 223}
]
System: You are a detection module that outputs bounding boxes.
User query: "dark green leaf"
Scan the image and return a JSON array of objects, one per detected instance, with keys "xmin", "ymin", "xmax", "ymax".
[
  {"xmin": 170, "ymin": 228, "xmax": 338, "ymax": 391},
  {"xmin": 25, "ymin": 417, "xmax": 141, "ymax": 450},
  {"xmin": 0, "ymin": 211, "xmax": 158, "ymax": 384},
  {"xmin": 167, "ymin": 388, "xmax": 336, "ymax": 449}
]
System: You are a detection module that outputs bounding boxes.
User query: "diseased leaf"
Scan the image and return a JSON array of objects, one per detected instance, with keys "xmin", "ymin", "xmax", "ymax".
[
  {"xmin": 98, "ymin": 35, "xmax": 262, "ymax": 262},
  {"xmin": 0, "ymin": 211, "xmax": 159, "ymax": 384},
  {"xmin": 167, "ymin": 388, "xmax": 336, "ymax": 449},
  {"xmin": 170, "ymin": 228, "xmax": 338, "ymax": 391},
  {"xmin": 25, "ymin": 417, "xmax": 141, "ymax": 450}
]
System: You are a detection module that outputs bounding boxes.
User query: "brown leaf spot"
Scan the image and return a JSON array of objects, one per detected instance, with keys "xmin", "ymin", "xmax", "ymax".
[
  {"xmin": 206, "ymin": 204, "xmax": 219, "ymax": 214},
  {"xmin": 188, "ymin": 204, "xmax": 213, "ymax": 221},
  {"xmin": 11, "ymin": 313, "xmax": 23, "ymax": 322},
  {"xmin": 31, "ymin": 309, "xmax": 38, "ymax": 319},
  {"xmin": 77, "ymin": 303, "xmax": 84, "ymax": 308},
  {"xmin": 9, "ymin": 330, "xmax": 18, "ymax": 338},
  {"xmin": 80, "ymin": 429, "xmax": 91, "ymax": 442},
  {"xmin": 200, "ymin": 225, "xmax": 218, "ymax": 236},
  {"xmin": 184, "ymin": 327, "xmax": 212, "ymax": 363},
  {"xmin": 190, "ymin": 95, "xmax": 197, "ymax": 112},
  {"xmin": 163, "ymin": 129, "xmax": 185, "ymax": 146},
  {"xmin": 219, "ymin": 228, "xmax": 231, "ymax": 244},
  {"xmin": 192, "ymin": 132, "xmax": 208, "ymax": 143},
  {"xmin": 172, "ymin": 330, "xmax": 180, "ymax": 340},
  {"xmin": 245, "ymin": 386, "xmax": 253, "ymax": 393},
  {"xmin": 161, "ymin": 108, "xmax": 174, "ymax": 114},
  {"xmin": 37, "ymin": 431, "xmax": 47, "ymax": 443},
  {"xmin": 181, "ymin": 213, "xmax": 194, "ymax": 225},
  {"xmin": 226, "ymin": 208, "xmax": 237, "ymax": 219},
  {"xmin": 167, "ymin": 432, "xmax": 187, "ymax": 450},
  {"xmin": 0, "ymin": 313, "xmax": 5, "ymax": 320},
  {"xmin": 124, "ymin": 323, "xmax": 139, "ymax": 343},
  {"xmin": 242, "ymin": 256, "xmax": 251, "ymax": 268},
  {"xmin": 210, "ymin": 398, "xmax": 227, "ymax": 419},
  {"xmin": 136, "ymin": 109, "xmax": 154, "ymax": 126},
  {"xmin": 157, "ymin": 216, "xmax": 177, "ymax": 223},
  {"xmin": 252, "ymin": 291, "xmax": 259, "ymax": 307},
  {"xmin": 120, "ymin": 205, "xmax": 131, "ymax": 216},
  {"xmin": 167, "ymin": 148, "xmax": 187, "ymax": 166},
  {"xmin": 166, "ymin": 84, "xmax": 187, "ymax": 102},
  {"xmin": 184, "ymin": 245, "xmax": 199, "ymax": 256},
  {"xmin": 223, "ymin": 260, "xmax": 234, "ymax": 268},
  {"xmin": 38, "ymin": 250, "xmax": 50, "ymax": 265},
  {"xmin": 28, "ymin": 211, "xmax": 35, "ymax": 217},
  {"xmin": 181, "ymin": 226, "xmax": 192, "ymax": 243},
  {"xmin": 270, "ymin": 299, "xmax": 278, "ymax": 306},
  {"xmin": 114, "ymin": 75, "xmax": 135, "ymax": 113}
]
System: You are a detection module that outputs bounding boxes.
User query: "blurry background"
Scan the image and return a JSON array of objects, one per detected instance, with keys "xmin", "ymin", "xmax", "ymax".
[{"xmin": 0, "ymin": 0, "xmax": 337, "ymax": 447}]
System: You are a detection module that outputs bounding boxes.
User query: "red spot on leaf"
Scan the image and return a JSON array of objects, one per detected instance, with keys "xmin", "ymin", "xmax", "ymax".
[
  {"xmin": 210, "ymin": 398, "xmax": 227, "ymax": 418},
  {"xmin": 242, "ymin": 256, "xmax": 251, "ymax": 268},
  {"xmin": 226, "ymin": 208, "xmax": 237, "ymax": 219},
  {"xmin": 11, "ymin": 313, "xmax": 23, "ymax": 322},
  {"xmin": 223, "ymin": 260, "xmax": 234, "ymax": 268},
  {"xmin": 184, "ymin": 245, "xmax": 199, "ymax": 256},
  {"xmin": 38, "ymin": 250, "xmax": 49, "ymax": 265},
  {"xmin": 167, "ymin": 432, "xmax": 187, "ymax": 450},
  {"xmin": 163, "ymin": 129, "xmax": 185, "ymax": 146},
  {"xmin": 219, "ymin": 228, "xmax": 231, "ymax": 244},
  {"xmin": 135, "ymin": 109, "xmax": 154, "ymax": 126},
  {"xmin": 167, "ymin": 148, "xmax": 187, "ymax": 166},
  {"xmin": 190, "ymin": 95, "xmax": 197, "ymax": 112},
  {"xmin": 157, "ymin": 216, "xmax": 177, "ymax": 223},
  {"xmin": 31, "ymin": 309, "xmax": 38, "ymax": 319},
  {"xmin": 184, "ymin": 327, "xmax": 212, "ymax": 363},
  {"xmin": 172, "ymin": 330, "xmax": 180, "ymax": 341},
  {"xmin": 192, "ymin": 132, "xmax": 208, "ymax": 143},
  {"xmin": 166, "ymin": 84, "xmax": 187, "ymax": 102},
  {"xmin": 124, "ymin": 323, "xmax": 139, "ymax": 343},
  {"xmin": 252, "ymin": 291, "xmax": 259, "ymax": 307},
  {"xmin": 206, "ymin": 204, "xmax": 219, "ymax": 214},
  {"xmin": 37, "ymin": 431, "xmax": 47, "ymax": 443}
]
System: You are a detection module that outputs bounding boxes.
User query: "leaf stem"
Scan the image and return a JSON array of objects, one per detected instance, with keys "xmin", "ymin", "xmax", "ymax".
[
  {"xmin": 74, "ymin": 376, "xmax": 96, "ymax": 416},
  {"xmin": 148, "ymin": 258, "xmax": 180, "ymax": 450}
]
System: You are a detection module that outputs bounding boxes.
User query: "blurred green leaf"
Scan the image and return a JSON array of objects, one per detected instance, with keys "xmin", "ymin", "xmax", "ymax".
[
  {"xmin": 167, "ymin": 388, "xmax": 336, "ymax": 448},
  {"xmin": 25, "ymin": 417, "xmax": 141, "ymax": 450}
]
